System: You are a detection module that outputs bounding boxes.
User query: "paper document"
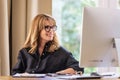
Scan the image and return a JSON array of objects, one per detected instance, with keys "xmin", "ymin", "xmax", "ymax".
[{"xmin": 13, "ymin": 73, "xmax": 46, "ymax": 78}]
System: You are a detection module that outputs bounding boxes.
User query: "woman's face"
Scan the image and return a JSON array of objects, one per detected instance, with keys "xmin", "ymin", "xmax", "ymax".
[{"xmin": 40, "ymin": 21, "xmax": 56, "ymax": 43}]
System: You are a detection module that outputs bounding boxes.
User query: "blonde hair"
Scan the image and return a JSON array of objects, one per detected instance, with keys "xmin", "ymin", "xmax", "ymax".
[{"xmin": 23, "ymin": 14, "xmax": 60, "ymax": 54}]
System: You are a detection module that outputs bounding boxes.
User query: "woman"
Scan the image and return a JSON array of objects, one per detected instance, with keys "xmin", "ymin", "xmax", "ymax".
[{"xmin": 12, "ymin": 14, "xmax": 84, "ymax": 75}]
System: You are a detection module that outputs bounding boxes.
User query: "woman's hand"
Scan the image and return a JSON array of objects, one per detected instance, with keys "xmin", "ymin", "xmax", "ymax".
[{"xmin": 56, "ymin": 68, "xmax": 77, "ymax": 74}]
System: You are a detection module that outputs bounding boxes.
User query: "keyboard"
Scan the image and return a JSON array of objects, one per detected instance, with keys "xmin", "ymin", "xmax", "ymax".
[
  {"xmin": 76, "ymin": 75, "xmax": 101, "ymax": 79},
  {"xmin": 52, "ymin": 74, "xmax": 102, "ymax": 79}
]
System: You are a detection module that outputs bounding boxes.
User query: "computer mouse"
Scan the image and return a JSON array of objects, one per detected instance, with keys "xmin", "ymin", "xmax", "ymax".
[{"xmin": 90, "ymin": 72, "xmax": 100, "ymax": 76}]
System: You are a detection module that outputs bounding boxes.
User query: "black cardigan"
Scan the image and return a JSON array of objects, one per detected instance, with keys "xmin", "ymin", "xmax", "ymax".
[{"xmin": 12, "ymin": 46, "xmax": 84, "ymax": 75}]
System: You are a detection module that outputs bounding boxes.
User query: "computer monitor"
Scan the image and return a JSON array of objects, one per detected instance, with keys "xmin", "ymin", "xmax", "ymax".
[{"xmin": 80, "ymin": 7, "xmax": 120, "ymax": 67}]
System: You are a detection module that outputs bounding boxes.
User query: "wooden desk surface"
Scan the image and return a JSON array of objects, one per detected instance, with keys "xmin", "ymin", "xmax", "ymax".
[{"xmin": 0, "ymin": 76, "xmax": 120, "ymax": 80}]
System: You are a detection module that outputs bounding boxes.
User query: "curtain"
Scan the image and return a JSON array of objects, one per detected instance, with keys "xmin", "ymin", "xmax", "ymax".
[
  {"xmin": 0, "ymin": 0, "xmax": 52, "ymax": 76},
  {"xmin": 0, "ymin": 0, "xmax": 10, "ymax": 76}
]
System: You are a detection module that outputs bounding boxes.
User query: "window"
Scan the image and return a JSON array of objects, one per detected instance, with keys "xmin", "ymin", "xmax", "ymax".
[{"xmin": 52, "ymin": 0, "xmax": 97, "ymax": 60}]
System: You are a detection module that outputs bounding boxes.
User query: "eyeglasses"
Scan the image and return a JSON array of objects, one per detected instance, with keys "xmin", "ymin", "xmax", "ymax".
[{"xmin": 44, "ymin": 25, "xmax": 57, "ymax": 32}]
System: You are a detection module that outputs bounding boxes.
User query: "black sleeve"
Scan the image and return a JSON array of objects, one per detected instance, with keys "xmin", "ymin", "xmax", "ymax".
[
  {"xmin": 66, "ymin": 52, "xmax": 84, "ymax": 73},
  {"xmin": 11, "ymin": 49, "xmax": 26, "ymax": 75}
]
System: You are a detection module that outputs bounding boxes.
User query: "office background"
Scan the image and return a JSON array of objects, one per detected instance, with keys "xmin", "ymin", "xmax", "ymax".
[{"xmin": 0, "ymin": 0, "xmax": 119, "ymax": 76}]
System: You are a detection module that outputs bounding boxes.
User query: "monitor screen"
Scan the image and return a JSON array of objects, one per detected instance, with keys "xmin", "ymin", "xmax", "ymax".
[{"xmin": 80, "ymin": 7, "xmax": 120, "ymax": 67}]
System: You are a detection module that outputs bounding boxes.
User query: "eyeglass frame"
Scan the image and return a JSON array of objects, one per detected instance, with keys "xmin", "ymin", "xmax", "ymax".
[{"xmin": 44, "ymin": 25, "xmax": 57, "ymax": 32}]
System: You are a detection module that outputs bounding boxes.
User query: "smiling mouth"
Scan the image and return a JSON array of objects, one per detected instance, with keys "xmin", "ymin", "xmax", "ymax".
[{"xmin": 47, "ymin": 34, "xmax": 53, "ymax": 37}]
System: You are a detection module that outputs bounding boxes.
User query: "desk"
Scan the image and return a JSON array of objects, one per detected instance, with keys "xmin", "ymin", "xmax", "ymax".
[{"xmin": 0, "ymin": 76, "xmax": 120, "ymax": 80}]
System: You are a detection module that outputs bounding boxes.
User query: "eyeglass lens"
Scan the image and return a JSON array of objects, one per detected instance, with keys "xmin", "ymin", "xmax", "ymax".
[{"xmin": 44, "ymin": 26, "xmax": 57, "ymax": 32}]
